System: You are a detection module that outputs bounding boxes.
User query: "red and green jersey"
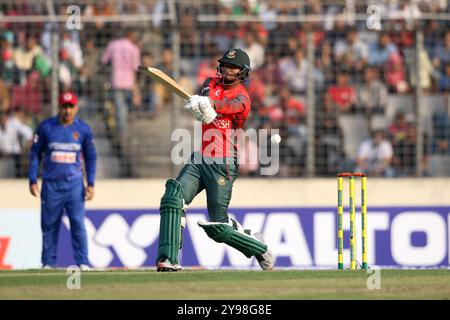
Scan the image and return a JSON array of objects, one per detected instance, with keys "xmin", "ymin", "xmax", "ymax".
[{"xmin": 200, "ymin": 77, "xmax": 251, "ymax": 158}]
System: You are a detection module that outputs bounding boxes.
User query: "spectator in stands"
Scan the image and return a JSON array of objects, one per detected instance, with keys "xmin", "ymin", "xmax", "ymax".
[
  {"xmin": 58, "ymin": 48, "xmax": 75, "ymax": 91},
  {"xmin": 234, "ymin": 30, "xmax": 265, "ymax": 70},
  {"xmin": 408, "ymin": 47, "xmax": 435, "ymax": 91},
  {"xmin": 388, "ymin": 110, "xmax": 409, "ymax": 144},
  {"xmin": 297, "ymin": 21, "xmax": 325, "ymax": 50},
  {"xmin": 334, "ymin": 28, "xmax": 369, "ymax": 73},
  {"xmin": 424, "ymin": 20, "xmax": 442, "ymax": 56},
  {"xmin": 179, "ymin": 6, "xmax": 198, "ymax": 75},
  {"xmin": 153, "ymin": 47, "xmax": 176, "ymax": 115},
  {"xmin": 259, "ymin": 0, "xmax": 278, "ymax": 32},
  {"xmin": 431, "ymin": 111, "xmax": 450, "ymax": 154},
  {"xmin": 438, "ymin": 64, "xmax": 450, "ymax": 92},
  {"xmin": 279, "ymin": 48, "xmax": 308, "ymax": 94},
  {"xmin": 315, "ymin": 40, "xmax": 335, "ymax": 87},
  {"xmin": 390, "ymin": 113, "xmax": 419, "ymax": 176},
  {"xmin": 356, "ymin": 129, "xmax": 394, "ymax": 177},
  {"xmin": 13, "ymin": 33, "xmax": 43, "ymax": 75},
  {"xmin": 0, "ymin": 79, "xmax": 10, "ymax": 111},
  {"xmin": 153, "ymin": 47, "xmax": 194, "ymax": 116},
  {"xmin": 83, "ymin": 38, "xmax": 101, "ymax": 80},
  {"xmin": 315, "ymin": 113, "xmax": 346, "ymax": 176},
  {"xmin": 136, "ymin": 52, "xmax": 156, "ymax": 118},
  {"xmin": 256, "ymin": 51, "xmax": 284, "ymax": 93},
  {"xmin": 384, "ymin": 51, "xmax": 409, "ymax": 93},
  {"xmin": 101, "ymin": 29, "xmax": 141, "ymax": 137},
  {"xmin": 389, "ymin": 0, "xmax": 422, "ymax": 25},
  {"xmin": 279, "ymin": 87, "xmax": 307, "ymax": 172},
  {"xmin": 425, "ymin": 0, "xmax": 448, "ymax": 12},
  {"xmin": 237, "ymin": 22, "xmax": 269, "ymax": 48},
  {"xmin": 340, "ymin": 51, "xmax": 363, "ymax": 84},
  {"xmin": 10, "ymin": 70, "xmax": 42, "ymax": 116},
  {"xmin": 325, "ymin": 71, "xmax": 356, "ymax": 113},
  {"xmin": 356, "ymin": 66, "xmax": 388, "ymax": 115},
  {"xmin": 393, "ymin": 21, "xmax": 415, "ymax": 49},
  {"xmin": 0, "ymin": 32, "xmax": 15, "ymax": 85},
  {"xmin": 61, "ymin": 31, "xmax": 83, "ymax": 71},
  {"xmin": 323, "ymin": 8, "xmax": 347, "ymax": 45},
  {"xmin": 75, "ymin": 37, "xmax": 102, "ymax": 117},
  {"xmin": 304, "ymin": 0, "xmax": 324, "ymax": 15},
  {"xmin": 0, "ymin": 109, "xmax": 33, "ymax": 177},
  {"xmin": 368, "ymin": 32, "xmax": 398, "ymax": 67},
  {"xmin": 209, "ymin": 21, "xmax": 235, "ymax": 53},
  {"xmin": 84, "ymin": 0, "xmax": 117, "ymax": 41},
  {"xmin": 232, "ymin": 0, "xmax": 259, "ymax": 16},
  {"xmin": 433, "ymin": 30, "xmax": 450, "ymax": 72},
  {"xmin": 246, "ymin": 72, "xmax": 266, "ymax": 115}
]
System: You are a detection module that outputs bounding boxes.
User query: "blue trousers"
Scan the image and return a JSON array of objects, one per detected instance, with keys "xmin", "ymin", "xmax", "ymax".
[
  {"xmin": 112, "ymin": 89, "xmax": 133, "ymax": 136},
  {"xmin": 41, "ymin": 178, "xmax": 89, "ymax": 266}
]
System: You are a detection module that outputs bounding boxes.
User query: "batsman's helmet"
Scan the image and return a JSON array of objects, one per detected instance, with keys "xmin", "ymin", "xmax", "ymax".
[{"xmin": 217, "ymin": 48, "xmax": 251, "ymax": 82}]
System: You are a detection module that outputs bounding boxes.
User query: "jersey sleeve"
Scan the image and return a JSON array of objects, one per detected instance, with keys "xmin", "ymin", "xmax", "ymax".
[
  {"xmin": 82, "ymin": 125, "xmax": 97, "ymax": 186},
  {"xmin": 28, "ymin": 124, "xmax": 46, "ymax": 184},
  {"xmin": 199, "ymin": 77, "xmax": 213, "ymax": 96},
  {"xmin": 211, "ymin": 93, "xmax": 250, "ymax": 115}
]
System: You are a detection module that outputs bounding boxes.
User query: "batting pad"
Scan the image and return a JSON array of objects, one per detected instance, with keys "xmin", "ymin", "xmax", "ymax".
[
  {"xmin": 197, "ymin": 219, "xmax": 267, "ymax": 258},
  {"xmin": 157, "ymin": 179, "xmax": 184, "ymax": 264}
]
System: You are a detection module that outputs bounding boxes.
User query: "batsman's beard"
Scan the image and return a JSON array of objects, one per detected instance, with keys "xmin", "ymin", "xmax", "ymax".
[{"xmin": 216, "ymin": 67, "xmax": 247, "ymax": 86}]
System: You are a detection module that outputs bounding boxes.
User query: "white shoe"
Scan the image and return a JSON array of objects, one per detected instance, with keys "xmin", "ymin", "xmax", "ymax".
[
  {"xmin": 172, "ymin": 263, "xmax": 182, "ymax": 271},
  {"xmin": 254, "ymin": 232, "xmax": 275, "ymax": 271},
  {"xmin": 157, "ymin": 259, "xmax": 181, "ymax": 272},
  {"xmin": 79, "ymin": 264, "xmax": 92, "ymax": 271},
  {"xmin": 42, "ymin": 264, "xmax": 53, "ymax": 270}
]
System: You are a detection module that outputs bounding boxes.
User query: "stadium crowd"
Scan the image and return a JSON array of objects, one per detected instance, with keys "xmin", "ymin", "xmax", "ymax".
[{"xmin": 0, "ymin": 0, "xmax": 450, "ymax": 178}]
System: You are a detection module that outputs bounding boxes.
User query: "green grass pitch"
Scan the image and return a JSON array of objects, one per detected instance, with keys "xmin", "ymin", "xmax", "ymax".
[{"xmin": 0, "ymin": 269, "xmax": 449, "ymax": 299}]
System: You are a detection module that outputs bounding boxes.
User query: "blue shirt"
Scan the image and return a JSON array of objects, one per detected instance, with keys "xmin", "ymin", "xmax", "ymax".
[
  {"xmin": 368, "ymin": 43, "xmax": 397, "ymax": 66},
  {"xmin": 28, "ymin": 116, "xmax": 96, "ymax": 186}
]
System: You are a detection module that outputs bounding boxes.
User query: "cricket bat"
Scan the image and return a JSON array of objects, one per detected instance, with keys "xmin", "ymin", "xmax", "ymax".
[{"xmin": 138, "ymin": 66, "xmax": 192, "ymax": 100}]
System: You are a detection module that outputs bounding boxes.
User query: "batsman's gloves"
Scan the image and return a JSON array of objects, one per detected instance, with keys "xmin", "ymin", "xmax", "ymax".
[
  {"xmin": 184, "ymin": 96, "xmax": 203, "ymax": 122},
  {"xmin": 196, "ymin": 96, "xmax": 217, "ymax": 124},
  {"xmin": 185, "ymin": 95, "xmax": 217, "ymax": 124}
]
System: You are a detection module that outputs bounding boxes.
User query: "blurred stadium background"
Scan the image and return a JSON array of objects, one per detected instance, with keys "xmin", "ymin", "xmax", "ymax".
[
  {"xmin": 1, "ymin": 1, "xmax": 450, "ymax": 273},
  {"xmin": 1, "ymin": 0, "xmax": 450, "ymax": 178}
]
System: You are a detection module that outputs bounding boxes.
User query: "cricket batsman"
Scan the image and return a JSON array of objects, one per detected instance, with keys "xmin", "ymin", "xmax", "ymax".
[
  {"xmin": 28, "ymin": 92, "xmax": 96, "ymax": 270},
  {"xmin": 156, "ymin": 48, "xmax": 274, "ymax": 272}
]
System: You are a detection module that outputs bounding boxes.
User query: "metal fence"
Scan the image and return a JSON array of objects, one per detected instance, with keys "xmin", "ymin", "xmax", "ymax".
[{"xmin": 0, "ymin": 0, "xmax": 449, "ymax": 179}]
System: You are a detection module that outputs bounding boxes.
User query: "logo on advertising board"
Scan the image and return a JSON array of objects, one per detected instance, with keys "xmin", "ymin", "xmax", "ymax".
[
  {"xmin": 0, "ymin": 237, "xmax": 12, "ymax": 270},
  {"xmin": 54, "ymin": 207, "xmax": 450, "ymax": 269},
  {"xmin": 1, "ymin": 208, "xmax": 449, "ymax": 269},
  {"xmin": 0, "ymin": 209, "xmax": 42, "ymax": 270}
]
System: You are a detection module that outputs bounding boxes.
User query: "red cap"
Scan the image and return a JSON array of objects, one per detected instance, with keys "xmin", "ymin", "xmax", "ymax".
[{"xmin": 59, "ymin": 92, "xmax": 78, "ymax": 106}]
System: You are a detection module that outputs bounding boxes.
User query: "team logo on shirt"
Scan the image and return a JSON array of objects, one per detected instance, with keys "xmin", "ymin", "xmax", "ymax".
[
  {"xmin": 217, "ymin": 176, "xmax": 226, "ymax": 186},
  {"xmin": 73, "ymin": 131, "xmax": 79, "ymax": 140}
]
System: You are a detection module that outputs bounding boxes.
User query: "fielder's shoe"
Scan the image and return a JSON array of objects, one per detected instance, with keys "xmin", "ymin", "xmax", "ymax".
[
  {"xmin": 79, "ymin": 264, "xmax": 92, "ymax": 271},
  {"xmin": 42, "ymin": 264, "xmax": 53, "ymax": 270},
  {"xmin": 254, "ymin": 232, "xmax": 275, "ymax": 271},
  {"xmin": 157, "ymin": 259, "xmax": 181, "ymax": 272}
]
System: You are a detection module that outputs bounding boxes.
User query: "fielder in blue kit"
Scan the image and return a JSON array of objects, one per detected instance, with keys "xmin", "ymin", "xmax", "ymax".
[{"xmin": 28, "ymin": 92, "xmax": 96, "ymax": 270}]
